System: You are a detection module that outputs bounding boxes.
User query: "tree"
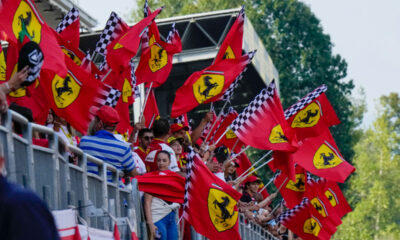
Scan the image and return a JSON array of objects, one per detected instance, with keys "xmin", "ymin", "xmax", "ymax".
[
  {"xmin": 132, "ymin": 0, "xmax": 360, "ymax": 162},
  {"xmin": 333, "ymin": 93, "xmax": 400, "ymax": 240}
]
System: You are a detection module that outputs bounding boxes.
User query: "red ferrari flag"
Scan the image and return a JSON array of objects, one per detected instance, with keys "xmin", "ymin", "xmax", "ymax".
[
  {"xmin": 40, "ymin": 56, "xmax": 111, "ymax": 134},
  {"xmin": 284, "ymin": 85, "xmax": 340, "ymax": 140},
  {"xmin": 278, "ymin": 198, "xmax": 335, "ymax": 240},
  {"xmin": 55, "ymin": 7, "xmax": 80, "ymax": 49},
  {"xmin": 213, "ymin": 6, "xmax": 244, "ymax": 64},
  {"xmin": 183, "ymin": 149, "xmax": 242, "ymax": 240},
  {"xmin": 106, "ymin": 8, "xmax": 162, "ymax": 72},
  {"xmin": 292, "ymin": 130, "xmax": 355, "ymax": 183},
  {"xmin": 171, "ymin": 52, "xmax": 254, "ymax": 118},
  {"xmin": 135, "ymin": 3, "xmax": 182, "ymax": 88},
  {"xmin": 143, "ymin": 89, "xmax": 160, "ymax": 128},
  {"xmin": 309, "ymin": 178, "xmax": 352, "ymax": 220},
  {"xmin": 274, "ymin": 165, "xmax": 308, "ymax": 209},
  {"xmin": 136, "ymin": 170, "xmax": 185, "ymax": 203},
  {"xmin": 212, "ymin": 109, "xmax": 244, "ymax": 152},
  {"xmin": 230, "ymin": 80, "xmax": 297, "ymax": 151},
  {"xmin": 0, "ymin": 44, "xmax": 5, "ymax": 82},
  {"xmin": 0, "ymin": 0, "xmax": 67, "ymax": 77}
]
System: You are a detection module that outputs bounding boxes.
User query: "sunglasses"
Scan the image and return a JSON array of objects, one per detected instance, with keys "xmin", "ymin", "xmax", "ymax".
[{"xmin": 143, "ymin": 136, "xmax": 154, "ymax": 141}]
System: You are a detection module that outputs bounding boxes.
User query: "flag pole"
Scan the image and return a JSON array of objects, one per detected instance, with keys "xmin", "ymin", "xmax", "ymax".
[
  {"xmin": 235, "ymin": 150, "xmax": 272, "ymax": 180},
  {"xmin": 235, "ymin": 157, "xmax": 274, "ymax": 184},
  {"xmin": 276, "ymin": 177, "xmax": 288, "ymax": 192},
  {"xmin": 204, "ymin": 100, "xmax": 229, "ymax": 143},
  {"xmin": 258, "ymin": 171, "xmax": 279, "ymax": 193},
  {"xmin": 213, "ymin": 127, "xmax": 230, "ymax": 145},
  {"xmin": 230, "ymin": 138, "xmax": 241, "ymax": 154},
  {"xmin": 139, "ymin": 81, "xmax": 154, "ymax": 121},
  {"xmin": 101, "ymin": 69, "xmax": 112, "ymax": 82},
  {"xmin": 179, "ymin": 218, "xmax": 185, "ymax": 240},
  {"xmin": 227, "ymin": 145, "xmax": 250, "ymax": 162}
]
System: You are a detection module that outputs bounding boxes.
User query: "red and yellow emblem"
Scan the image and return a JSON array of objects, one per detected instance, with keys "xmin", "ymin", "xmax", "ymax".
[
  {"xmin": 310, "ymin": 197, "xmax": 327, "ymax": 217},
  {"xmin": 193, "ymin": 72, "xmax": 224, "ymax": 104},
  {"xmin": 122, "ymin": 78, "xmax": 132, "ymax": 103},
  {"xmin": 303, "ymin": 217, "xmax": 321, "ymax": 237},
  {"xmin": 223, "ymin": 46, "xmax": 236, "ymax": 60},
  {"xmin": 208, "ymin": 188, "xmax": 238, "ymax": 232},
  {"xmin": 148, "ymin": 35, "xmax": 167, "ymax": 72},
  {"xmin": 12, "ymin": 0, "xmax": 42, "ymax": 43},
  {"xmin": 291, "ymin": 102, "xmax": 321, "ymax": 128},
  {"xmin": 286, "ymin": 173, "xmax": 305, "ymax": 192},
  {"xmin": 269, "ymin": 124, "xmax": 288, "ymax": 144},
  {"xmin": 0, "ymin": 50, "xmax": 6, "ymax": 82},
  {"xmin": 325, "ymin": 188, "xmax": 338, "ymax": 207},
  {"xmin": 225, "ymin": 129, "xmax": 237, "ymax": 139},
  {"xmin": 313, "ymin": 143, "xmax": 343, "ymax": 169},
  {"xmin": 52, "ymin": 72, "xmax": 81, "ymax": 108},
  {"xmin": 61, "ymin": 47, "xmax": 82, "ymax": 66}
]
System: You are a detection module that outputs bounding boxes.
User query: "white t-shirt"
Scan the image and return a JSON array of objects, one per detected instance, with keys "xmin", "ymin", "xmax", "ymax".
[
  {"xmin": 132, "ymin": 151, "xmax": 147, "ymax": 175},
  {"xmin": 145, "ymin": 143, "xmax": 180, "ymax": 172}
]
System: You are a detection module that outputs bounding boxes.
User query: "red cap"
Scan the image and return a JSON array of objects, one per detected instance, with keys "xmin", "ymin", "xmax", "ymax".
[
  {"xmin": 243, "ymin": 175, "xmax": 261, "ymax": 185},
  {"xmin": 96, "ymin": 106, "xmax": 120, "ymax": 125},
  {"xmin": 170, "ymin": 123, "xmax": 189, "ymax": 133}
]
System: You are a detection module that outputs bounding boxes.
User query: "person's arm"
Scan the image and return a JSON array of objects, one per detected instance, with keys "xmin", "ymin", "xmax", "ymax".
[
  {"xmin": 190, "ymin": 111, "xmax": 214, "ymax": 143},
  {"xmin": 126, "ymin": 168, "xmax": 138, "ymax": 177},
  {"xmin": 0, "ymin": 66, "xmax": 28, "ymax": 112},
  {"xmin": 144, "ymin": 193, "xmax": 157, "ymax": 237},
  {"xmin": 258, "ymin": 192, "xmax": 278, "ymax": 209}
]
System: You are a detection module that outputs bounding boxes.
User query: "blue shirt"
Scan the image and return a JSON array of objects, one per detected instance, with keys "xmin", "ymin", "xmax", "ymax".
[
  {"xmin": 79, "ymin": 130, "xmax": 135, "ymax": 181},
  {"xmin": 0, "ymin": 176, "xmax": 60, "ymax": 240}
]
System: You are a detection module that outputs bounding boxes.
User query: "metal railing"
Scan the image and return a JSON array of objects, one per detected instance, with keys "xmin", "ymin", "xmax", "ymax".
[
  {"xmin": 0, "ymin": 109, "xmax": 276, "ymax": 240},
  {"xmin": 0, "ymin": 110, "xmax": 146, "ymax": 240}
]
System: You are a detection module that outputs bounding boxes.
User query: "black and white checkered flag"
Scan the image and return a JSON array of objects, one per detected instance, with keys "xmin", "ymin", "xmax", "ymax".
[
  {"xmin": 278, "ymin": 198, "xmax": 309, "ymax": 223},
  {"xmin": 56, "ymin": 7, "xmax": 79, "ymax": 33},
  {"xmin": 183, "ymin": 146, "xmax": 196, "ymax": 209},
  {"xmin": 174, "ymin": 114, "xmax": 185, "ymax": 125},
  {"xmin": 221, "ymin": 50, "xmax": 256, "ymax": 102},
  {"xmin": 134, "ymin": 86, "xmax": 141, "ymax": 99},
  {"xmin": 284, "ymin": 85, "xmax": 327, "ymax": 120},
  {"xmin": 166, "ymin": 22, "xmax": 178, "ymax": 43},
  {"xmin": 99, "ymin": 84, "xmax": 121, "ymax": 108},
  {"xmin": 94, "ymin": 12, "xmax": 128, "ymax": 59},
  {"xmin": 130, "ymin": 59, "xmax": 137, "ymax": 93},
  {"xmin": 230, "ymin": 80, "xmax": 276, "ymax": 132}
]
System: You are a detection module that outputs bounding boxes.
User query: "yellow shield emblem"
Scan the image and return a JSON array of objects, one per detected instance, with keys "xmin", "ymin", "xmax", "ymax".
[
  {"xmin": 311, "ymin": 197, "xmax": 327, "ymax": 217},
  {"xmin": 193, "ymin": 72, "xmax": 224, "ymax": 104},
  {"xmin": 122, "ymin": 78, "xmax": 132, "ymax": 103},
  {"xmin": 269, "ymin": 124, "xmax": 288, "ymax": 143},
  {"xmin": 223, "ymin": 46, "xmax": 236, "ymax": 60},
  {"xmin": 0, "ymin": 50, "xmax": 6, "ymax": 82},
  {"xmin": 12, "ymin": 0, "xmax": 42, "ymax": 43},
  {"xmin": 61, "ymin": 47, "xmax": 82, "ymax": 66},
  {"xmin": 313, "ymin": 143, "xmax": 343, "ymax": 169},
  {"xmin": 208, "ymin": 188, "xmax": 238, "ymax": 232},
  {"xmin": 286, "ymin": 173, "xmax": 305, "ymax": 192},
  {"xmin": 8, "ymin": 64, "xmax": 26, "ymax": 97},
  {"xmin": 325, "ymin": 188, "xmax": 338, "ymax": 207},
  {"xmin": 303, "ymin": 217, "xmax": 321, "ymax": 237},
  {"xmin": 291, "ymin": 102, "xmax": 321, "ymax": 128},
  {"xmin": 225, "ymin": 129, "xmax": 237, "ymax": 139},
  {"xmin": 52, "ymin": 72, "xmax": 81, "ymax": 108},
  {"xmin": 148, "ymin": 43, "xmax": 167, "ymax": 72}
]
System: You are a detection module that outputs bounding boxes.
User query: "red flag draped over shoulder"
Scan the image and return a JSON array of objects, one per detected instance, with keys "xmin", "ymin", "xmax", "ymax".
[
  {"xmin": 135, "ymin": 6, "xmax": 182, "ymax": 88},
  {"xmin": 183, "ymin": 152, "xmax": 242, "ymax": 240},
  {"xmin": 213, "ymin": 6, "xmax": 244, "ymax": 64},
  {"xmin": 292, "ymin": 130, "xmax": 355, "ymax": 183},
  {"xmin": 171, "ymin": 53, "xmax": 253, "ymax": 118},
  {"xmin": 40, "ymin": 56, "xmax": 109, "ymax": 134},
  {"xmin": 0, "ymin": 0, "xmax": 67, "ymax": 77},
  {"xmin": 230, "ymin": 80, "xmax": 297, "ymax": 152},
  {"xmin": 136, "ymin": 170, "xmax": 185, "ymax": 203},
  {"xmin": 284, "ymin": 85, "xmax": 340, "ymax": 140},
  {"xmin": 106, "ymin": 8, "xmax": 162, "ymax": 73}
]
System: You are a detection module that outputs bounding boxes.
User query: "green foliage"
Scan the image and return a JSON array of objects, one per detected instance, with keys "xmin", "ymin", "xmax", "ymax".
[{"xmin": 333, "ymin": 93, "xmax": 400, "ymax": 240}]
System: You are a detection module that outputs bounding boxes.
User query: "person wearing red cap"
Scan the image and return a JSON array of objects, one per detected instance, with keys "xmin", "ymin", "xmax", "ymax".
[{"xmin": 79, "ymin": 106, "xmax": 138, "ymax": 181}]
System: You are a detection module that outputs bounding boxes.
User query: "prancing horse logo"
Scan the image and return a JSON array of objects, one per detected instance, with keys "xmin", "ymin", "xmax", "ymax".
[
  {"xmin": 12, "ymin": 0, "xmax": 43, "ymax": 43},
  {"xmin": 52, "ymin": 72, "xmax": 81, "ymax": 109},
  {"xmin": 208, "ymin": 188, "xmax": 238, "ymax": 232},
  {"xmin": 193, "ymin": 72, "xmax": 224, "ymax": 104}
]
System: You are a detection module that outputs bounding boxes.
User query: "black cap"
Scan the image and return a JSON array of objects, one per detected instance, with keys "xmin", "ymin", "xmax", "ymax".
[{"xmin": 18, "ymin": 41, "xmax": 44, "ymax": 86}]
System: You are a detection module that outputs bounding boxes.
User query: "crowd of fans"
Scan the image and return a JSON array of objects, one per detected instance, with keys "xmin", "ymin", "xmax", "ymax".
[{"xmin": 0, "ymin": 69, "xmax": 299, "ymax": 240}]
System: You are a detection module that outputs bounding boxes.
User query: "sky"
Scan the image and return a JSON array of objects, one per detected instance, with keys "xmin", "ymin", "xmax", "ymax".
[{"xmin": 77, "ymin": 0, "xmax": 400, "ymax": 126}]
